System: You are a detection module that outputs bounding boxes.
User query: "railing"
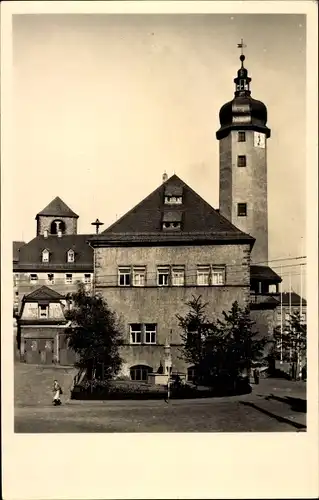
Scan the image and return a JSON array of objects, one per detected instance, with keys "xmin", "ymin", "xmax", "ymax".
[{"xmin": 250, "ymin": 292, "xmax": 280, "ymax": 304}]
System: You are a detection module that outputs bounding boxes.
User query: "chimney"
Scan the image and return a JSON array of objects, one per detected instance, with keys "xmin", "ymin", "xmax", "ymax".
[
  {"xmin": 57, "ymin": 230, "xmax": 62, "ymax": 238},
  {"xmin": 44, "ymin": 230, "xmax": 48, "ymax": 239},
  {"xmin": 162, "ymin": 171, "xmax": 168, "ymax": 183}
]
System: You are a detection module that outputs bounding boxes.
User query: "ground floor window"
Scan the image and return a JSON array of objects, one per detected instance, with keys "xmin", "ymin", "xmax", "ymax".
[{"xmin": 130, "ymin": 364, "xmax": 153, "ymax": 381}]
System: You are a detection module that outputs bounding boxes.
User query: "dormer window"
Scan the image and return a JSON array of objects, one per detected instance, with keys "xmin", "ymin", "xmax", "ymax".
[
  {"xmin": 164, "ymin": 195, "xmax": 183, "ymax": 205},
  {"xmin": 42, "ymin": 249, "xmax": 49, "ymax": 263},
  {"xmin": 162, "ymin": 211, "xmax": 182, "ymax": 231},
  {"xmin": 67, "ymin": 249, "xmax": 75, "ymax": 263},
  {"xmin": 164, "ymin": 185, "xmax": 183, "ymax": 205}
]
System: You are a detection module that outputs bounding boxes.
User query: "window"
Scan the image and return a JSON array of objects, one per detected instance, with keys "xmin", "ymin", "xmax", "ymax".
[
  {"xmin": 145, "ymin": 324, "xmax": 157, "ymax": 344},
  {"xmin": 237, "ymin": 203, "xmax": 247, "ymax": 217},
  {"xmin": 162, "ymin": 221, "xmax": 181, "ymax": 230},
  {"xmin": 172, "ymin": 266, "xmax": 185, "ymax": 286},
  {"xmin": 30, "ymin": 274, "xmax": 38, "ymax": 284},
  {"xmin": 38, "ymin": 305, "xmax": 48, "ymax": 319},
  {"xmin": 65, "ymin": 274, "xmax": 73, "ymax": 284},
  {"xmin": 238, "ymin": 131, "xmax": 246, "ymax": 142},
  {"xmin": 164, "ymin": 195, "xmax": 183, "ymax": 205},
  {"xmin": 285, "ymin": 313, "xmax": 290, "ymax": 323},
  {"xmin": 42, "ymin": 249, "xmax": 49, "ymax": 263},
  {"xmin": 157, "ymin": 266, "xmax": 170, "ymax": 286},
  {"xmin": 237, "ymin": 155, "xmax": 247, "ymax": 167},
  {"xmin": 211, "ymin": 267, "xmax": 225, "ymax": 286},
  {"xmin": 162, "ymin": 211, "xmax": 182, "ymax": 231},
  {"xmin": 67, "ymin": 249, "xmax": 75, "ymax": 263},
  {"xmin": 197, "ymin": 265, "xmax": 210, "ymax": 286},
  {"xmin": 130, "ymin": 365, "xmax": 153, "ymax": 381},
  {"xmin": 130, "ymin": 324, "xmax": 142, "ymax": 344},
  {"xmin": 118, "ymin": 267, "xmax": 131, "ymax": 287},
  {"xmin": 47, "ymin": 273, "xmax": 55, "ymax": 284},
  {"xmin": 84, "ymin": 274, "xmax": 91, "ymax": 284},
  {"xmin": 133, "ymin": 267, "xmax": 146, "ymax": 287},
  {"xmin": 187, "ymin": 366, "xmax": 197, "ymax": 383}
]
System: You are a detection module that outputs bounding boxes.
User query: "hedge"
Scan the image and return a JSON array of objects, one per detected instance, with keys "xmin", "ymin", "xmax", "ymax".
[{"xmin": 71, "ymin": 378, "xmax": 251, "ymax": 400}]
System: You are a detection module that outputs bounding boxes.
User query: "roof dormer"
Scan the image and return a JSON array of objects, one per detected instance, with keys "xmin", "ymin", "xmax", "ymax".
[
  {"xmin": 164, "ymin": 185, "xmax": 183, "ymax": 205},
  {"xmin": 67, "ymin": 249, "xmax": 75, "ymax": 263},
  {"xmin": 162, "ymin": 211, "xmax": 183, "ymax": 231},
  {"xmin": 42, "ymin": 249, "xmax": 50, "ymax": 263}
]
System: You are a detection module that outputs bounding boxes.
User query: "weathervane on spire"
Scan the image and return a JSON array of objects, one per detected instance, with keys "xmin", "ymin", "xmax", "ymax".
[{"xmin": 237, "ymin": 38, "xmax": 247, "ymax": 56}]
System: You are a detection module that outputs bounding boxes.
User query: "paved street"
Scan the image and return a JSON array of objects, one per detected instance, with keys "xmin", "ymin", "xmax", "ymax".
[{"xmin": 15, "ymin": 374, "xmax": 306, "ymax": 433}]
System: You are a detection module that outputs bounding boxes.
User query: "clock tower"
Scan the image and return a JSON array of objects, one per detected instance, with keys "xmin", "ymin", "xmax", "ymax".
[{"xmin": 216, "ymin": 47, "xmax": 271, "ymax": 265}]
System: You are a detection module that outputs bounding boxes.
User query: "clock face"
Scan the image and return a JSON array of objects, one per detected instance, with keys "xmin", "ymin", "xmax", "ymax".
[{"xmin": 254, "ymin": 132, "xmax": 266, "ymax": 148}]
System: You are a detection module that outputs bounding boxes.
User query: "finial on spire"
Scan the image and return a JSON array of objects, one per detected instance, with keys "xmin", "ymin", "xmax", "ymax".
[{"xmin": 237, "ymin": 39, "xmax": 247, "ymax": 67}]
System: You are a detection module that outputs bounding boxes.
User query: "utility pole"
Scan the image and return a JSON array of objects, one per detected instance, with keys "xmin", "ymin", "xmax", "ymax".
[{"xmin": 280, "ymin": 264, "xmax": 283, "ymax": 364}]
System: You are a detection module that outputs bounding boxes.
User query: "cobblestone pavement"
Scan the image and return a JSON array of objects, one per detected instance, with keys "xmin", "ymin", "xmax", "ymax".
[{"xmin": 15, "ymin": 365, "xmax": 307, "ymax": 433}]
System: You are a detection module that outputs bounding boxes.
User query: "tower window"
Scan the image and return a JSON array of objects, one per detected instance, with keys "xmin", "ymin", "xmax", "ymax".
[
  {"xmin": 237, "ymin": 155, "xmax": 247, "ymax": 167},
  {"xmin": 237, "ymin": 203, "xmax": 247, "ymax": 217},
  {"xmin": 238, "ymin": 132, "xmax": 246, "ymax": 142}
]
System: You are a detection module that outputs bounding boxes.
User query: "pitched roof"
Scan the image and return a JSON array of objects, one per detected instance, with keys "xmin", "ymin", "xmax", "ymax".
[
  {"xmin": 24, "ymin": 285, "xmax": 64, "ymax": 301},
  {"xmin": 250, "ymin": 265, "xmax": 282, "ymax": 283},
  {"xmin": 13, "ymin": 241, "xmax": 26, "ymax": 262},
  {"xmin": 36, "ymin": 197, "xmax": 79, "ymax": 219},
  {"xmin": 281, "ymin": 292, "xmax": 307, "ymax": 306},
  {"xmin": 90, "ymin": 175, "xmax": 255, "ymax": 246},
  {"xmin": 13, "ymin": 234, "xmax": 93, "ymax": 271}
]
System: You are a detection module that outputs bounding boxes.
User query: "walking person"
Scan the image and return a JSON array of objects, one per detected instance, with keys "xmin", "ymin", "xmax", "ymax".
[
  {"xmin": 52, "ymin": 379, "xmax": 63, "ymax": 406},
  {"xmin": 253, "ymin": 367, "xmax": 260, "ymax": 385}
]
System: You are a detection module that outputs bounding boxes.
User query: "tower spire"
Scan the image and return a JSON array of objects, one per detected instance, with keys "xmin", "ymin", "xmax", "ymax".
[{"xmin": 234, "ymin": 39, "xmax": 251, "ymax": 97}]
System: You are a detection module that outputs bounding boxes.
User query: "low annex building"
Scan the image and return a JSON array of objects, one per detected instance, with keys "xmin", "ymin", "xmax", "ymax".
[{"xmin": 17, "ymin": 285, "xmax": 76, "ymax": 366}]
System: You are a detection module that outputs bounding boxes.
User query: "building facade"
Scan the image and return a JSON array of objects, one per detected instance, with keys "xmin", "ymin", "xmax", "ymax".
[
  {"xmin": 90, "ymin": 174, "xmax": 255, "ymax": 380},
  {"xmin": 13, "ymin": 197, "xmax": 94, "ymax": 315}
]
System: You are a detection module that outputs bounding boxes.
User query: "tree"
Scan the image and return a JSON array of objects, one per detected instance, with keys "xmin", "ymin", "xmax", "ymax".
[
  {"xmin": 273, "ymin": 311, "xmax": 307, "ymax": 379},
  {"xmin": 177, "ymin": 297, "xmax": 267, "ymax": 388},
  {"xmin": 65, "ymin": 284, "xmax": 123, "ymax": 380}
]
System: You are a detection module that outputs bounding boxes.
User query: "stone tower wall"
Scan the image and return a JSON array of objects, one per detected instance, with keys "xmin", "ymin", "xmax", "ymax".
[
  {"xmin": 219, "ymin": 130, "xmax": 268, "ymax": 265},
  {"xmin": 36, "ymin": 216, "xmax": 78, "ymax": 236}
]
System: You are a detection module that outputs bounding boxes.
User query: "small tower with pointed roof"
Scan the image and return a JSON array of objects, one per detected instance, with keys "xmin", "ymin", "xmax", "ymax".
[
  {"xmin": 35, "ymin": 196, "xmax": 79, "ymax": 236},
  {"xmin": 216, "ymin": 42, "xmax": 270, "ymax": 265}
]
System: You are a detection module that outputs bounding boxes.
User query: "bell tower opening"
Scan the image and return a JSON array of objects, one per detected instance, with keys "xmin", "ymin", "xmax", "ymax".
[{"xmin": 50, "ymin": 219, "xmax": 66, "ymax": 235}]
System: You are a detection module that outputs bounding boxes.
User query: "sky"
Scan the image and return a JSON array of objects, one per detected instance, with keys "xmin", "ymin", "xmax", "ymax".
[{"xmin": 12, "ymin": 13, "xmax": 306, "ymax": 293}]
